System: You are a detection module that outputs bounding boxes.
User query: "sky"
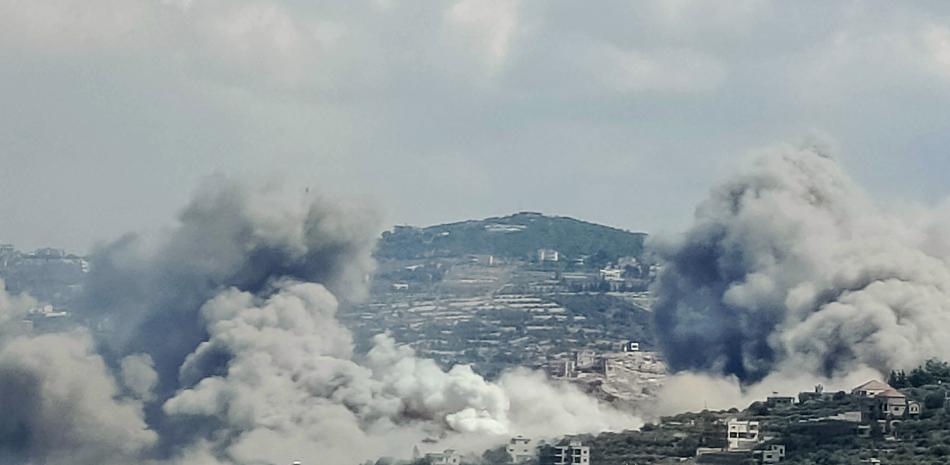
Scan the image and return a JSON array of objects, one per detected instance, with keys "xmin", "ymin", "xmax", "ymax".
[{"xmin": 1, "ymin": 0, "xmax": 950, "ymax": 253}]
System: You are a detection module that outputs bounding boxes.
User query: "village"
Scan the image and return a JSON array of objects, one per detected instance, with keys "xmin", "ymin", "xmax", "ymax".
[{"xmin": 405, "ymin": 370, "xmax": 950, "ymax": 465}]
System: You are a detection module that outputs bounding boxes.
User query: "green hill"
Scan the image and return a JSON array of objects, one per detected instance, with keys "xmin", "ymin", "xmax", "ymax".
[{"xmin": 375, "ymin": 212, "xmax": 647, "ymax": 262}]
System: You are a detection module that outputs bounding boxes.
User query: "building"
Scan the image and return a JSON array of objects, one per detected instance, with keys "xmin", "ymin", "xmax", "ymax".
[
  {"xmin": 852, "ymin": 380, "xmax": 892, "ymax": 398},
  {"xmin": 540, "ymin": 441, "xmax": 589, "ymax": 465},
  {"xmin": 727, "ymin": 419, "xmax": 761, "ymax": 451},
  {"xmin": 766, "ymin": 396, "xmax": 795, "ymax": 409},
  {"xmin": 574, "ymin": 350, "xmax": 596, "ymax": 370},
  {"xmin": 876, "ymin": 388, "xmax": 920, "ymax": 418},
  {"xmin": 599, "ymin": 267, "xmax": 624, "ymax": 282},
  {"xmin": 621, "ymin": 341, "xmax": 640, "ymax": 353},
  {"xmin": 547, "ymin": 359, "xmax": 576, "ymax": 378},
  {"xmin": 798, "ymin": 385, "xmax": 833, "ymax": 403},
  {"xmin": 538, "ymin": 249, "xmax": 560, "ymax": 262},
  {"xmin": 507, "ymin": 436, "xmax": 534, "ymax": 463},
  {"xmin": 754, "ymin": 444, "xmax": 786, "ymax": 464},
  {"xmin": 425, "ymin": 449, "xmax": 461, "ymax": 465}
]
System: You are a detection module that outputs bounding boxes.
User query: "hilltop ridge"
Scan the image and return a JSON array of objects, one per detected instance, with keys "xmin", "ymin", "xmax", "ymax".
[{"xmin": 375, "ymin": 211, "xmax": 647, "ymax": 263}]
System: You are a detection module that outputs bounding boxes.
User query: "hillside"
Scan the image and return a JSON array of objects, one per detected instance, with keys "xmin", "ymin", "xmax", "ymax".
[{"xmin": 375, "ymin": 212, "xmax": 647, "ymax": 262}]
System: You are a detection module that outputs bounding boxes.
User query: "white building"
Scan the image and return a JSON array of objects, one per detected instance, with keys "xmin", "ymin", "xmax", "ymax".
[
  {"xmin": 538, "ymin": 249, "xmax": 559, "ymax": 262},
  {"xmin": 727, "ymin": 419, "xmax": 761, "ymax": 451},
  {"xmin": 507, "ymin": 436, "xmax": 534, "ymax": 463}
]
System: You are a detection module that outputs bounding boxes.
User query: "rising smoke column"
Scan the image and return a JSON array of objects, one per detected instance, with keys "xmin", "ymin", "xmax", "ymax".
[
  {"xmin": 653, "ymin": 146, "xmax": 950, "ymax": 383},
  {"xmin": 31, "ymin": 176, "xmax": 639, "ymax": 465}
]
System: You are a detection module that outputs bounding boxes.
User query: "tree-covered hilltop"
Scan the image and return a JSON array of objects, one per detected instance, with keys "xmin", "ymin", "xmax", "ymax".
[{"xmin": 375, "ymin": 212, "xmax": 647, "ymax": 263}]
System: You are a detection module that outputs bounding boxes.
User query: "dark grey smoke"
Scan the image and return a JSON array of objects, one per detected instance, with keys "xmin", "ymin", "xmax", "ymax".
[
  {"xmin": 653, "ymin": 147, "xmax": 950, "ymax": 382},
  {"xmin": 0, "ymin": 331, "xmax": 156, "ymax": 465},
  {"xmin": 78, "ymin": 176, "xmax": 377, "ymax": 398}
]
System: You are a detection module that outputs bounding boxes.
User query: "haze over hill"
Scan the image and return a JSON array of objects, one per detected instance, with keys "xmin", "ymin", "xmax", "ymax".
[{"xmin": 376, "ymin": 212, "xmax": 648, "ymax": 263}]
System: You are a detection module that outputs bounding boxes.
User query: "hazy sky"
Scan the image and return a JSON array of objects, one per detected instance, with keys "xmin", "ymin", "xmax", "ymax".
[{"xmin": 2, "ymin": 0, "xmax": 950, "ymax": 252}]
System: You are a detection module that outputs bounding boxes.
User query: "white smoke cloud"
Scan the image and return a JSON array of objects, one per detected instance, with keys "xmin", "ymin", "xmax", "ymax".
[
  {"xmin": 162, "ymin": 279, "xmax": 639, "ymax": 464},
  {"xmin": 653, "ymin": 145, "xmax": 950, "ymax": 386}
]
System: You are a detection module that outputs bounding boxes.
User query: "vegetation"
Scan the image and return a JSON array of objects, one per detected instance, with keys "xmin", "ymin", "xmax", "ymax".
[{"xmin": 376, "ymin": 212, "xmax": 647, "ymax": 262}]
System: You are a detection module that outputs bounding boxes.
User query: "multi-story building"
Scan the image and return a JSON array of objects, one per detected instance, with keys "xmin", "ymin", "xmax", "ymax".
[
  {"xmin": 727, "ymin": 419, "xmax": 761, "ymax": 451},
  {"xmin": 507, "ymin": 436, "xmax": 534, "ymax": 463},
  {"xmin": 540, "ymin": 441, "xmax": 590, "ymax": 465}
]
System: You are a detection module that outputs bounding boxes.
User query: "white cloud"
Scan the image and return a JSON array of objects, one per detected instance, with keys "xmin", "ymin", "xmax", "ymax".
[
  {"xmin": 445, "ymin": 0, "xmax": 521, "ymax": 74},
  {"xmin": 592, "ymin": 43, "xmax": 727, "ymax": 94}
]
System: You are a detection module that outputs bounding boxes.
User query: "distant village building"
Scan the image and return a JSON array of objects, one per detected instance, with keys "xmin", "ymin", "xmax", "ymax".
[
  {"xmin": 798, "ymin": 384, "xmax": 833, "ymax": 403},
  {"xmin": 852, "ymin": 380, "xmax": 921, "ymax": 435},
  {"xmin": 540, "ymin": 441, "xmax": 589, "ymax": 465},
  {"xmin": 547, "ymin": 359, "xmax": 576, "ymax": 378},
  {"xmin": 538, "ymin": 249, "xmax": 560, "ymax": 262},
  {"xmin": 755, "ymin": 444, "xmax": 786, "ymax": 464},
  {"xmin": 875, "ymin": 388, "xmax": 920, "ymax": 418},
  {"xmin": 727, "ymin": 419, "xmax": 761, "ymax": 451},
  {"xmin": 766, "ymin": 395, "xmax": 796, "ymax": 409},
  {"xmin": 425, "ymin": 449, "xmax": 461, "ymax": 465},
  {"xmin": 599, "ymin": 266, "xmax": 624, "ymax": 282},
  {"xmin": 621, "ymin": 341, "xmax": 640, "ymax": 353},
  {"xmin": 574, "ymin": 350, "xmax": 596, "ymax": 370},
  {"xmin": 506, "ymin": 436, "xmax": 534, "ymax": 463},
  {"xmin": 852, "ymin": 380, "xmax": 892, "ymax": 398}
]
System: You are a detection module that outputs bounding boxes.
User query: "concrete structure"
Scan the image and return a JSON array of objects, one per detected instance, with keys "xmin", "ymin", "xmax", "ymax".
[
  {"xmin": 599, "ymin": 267, "xmax": 624, "ymax": 282},
  {"xmin": 727, "ymin": 419, "xmax": 761, "ymax": 451},
  {"xmin": 540, "ymin": 441, "xmax": 589, "ymax": 465},
  {"xmin": 538, "ymin": 249, "xmax": 560, "ymax": 262},
  {"xmin": 425, "ymin": 449, "xmax": 461, "ymax": 465},
  {"xmin": 766, "ymin": 396, "xmax": 795, "ymax": 408},
  {"xmin": 756, "ymin": 445, "xmax": 785, "ymax": 464},
  {"xmin": 547, "ymin": 359, "xmax": 576, "ymax": 378},
  {"xmin": 507, "ymin": 436, "xmax": 534, "ymax": 463},
  {"xmin": 621, "ymin": 341, "xmax": 640, "ymax": 352},
  {"xmin": 574, "ymin": 350, "xmax": 596, "ymax": 369}
]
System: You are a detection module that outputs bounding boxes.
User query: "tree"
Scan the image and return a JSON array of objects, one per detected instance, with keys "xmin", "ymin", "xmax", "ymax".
[
  {"xmin": 925, "ymin": 392, "xmax": 946, "ymax": 410},
  {"xmin": 909, "ymin": 367, "xmax": 935, "ymax": 387},
  {"xmin": 889, "ymin": 370, "xmax": 909, "ymax": 388}
]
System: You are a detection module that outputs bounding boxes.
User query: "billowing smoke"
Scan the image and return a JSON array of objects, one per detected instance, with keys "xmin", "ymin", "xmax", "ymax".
[
  {"xmin": 653, "ymin": 146, "xmax": 950, "ymax": 383},
  {"xmin": 0, "ymin": 177, "xmax": 638, "ymax": 465}
]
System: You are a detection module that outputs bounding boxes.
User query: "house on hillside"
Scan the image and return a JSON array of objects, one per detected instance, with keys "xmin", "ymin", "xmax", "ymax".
[
  {"xmin": 875, "ymin": 388, "xmax": 921, "ymax": 418},
  {"xmin": 727, "ymin": 419, "xmax": 761, "ymax": 451},
  {"xmin": 425, "ymin": 449, "xmax": 461, "ymax": 465},
  {"xmin": 852, "ymin": 380, "xmax": 892, "ymax": 398}
]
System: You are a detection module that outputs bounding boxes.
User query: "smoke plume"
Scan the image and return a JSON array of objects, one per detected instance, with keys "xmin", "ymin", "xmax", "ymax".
[
  {"xmin": 0, "ymin": 177, "xmax": 638, "ymax": 465},
  {"xmin": 653, "ymin": 146, "xmax": 950, "ymax": 383}
]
